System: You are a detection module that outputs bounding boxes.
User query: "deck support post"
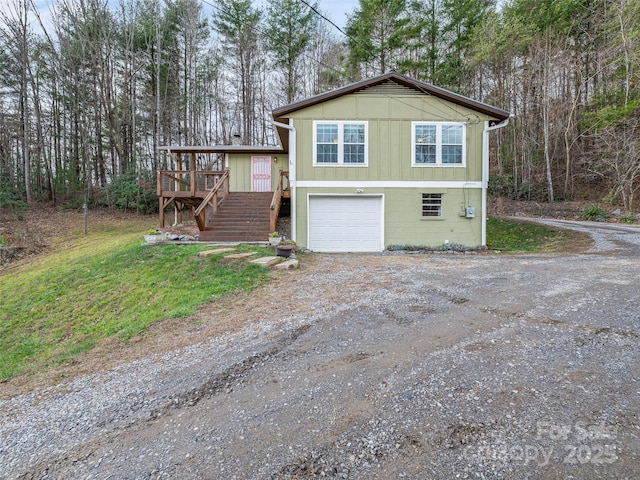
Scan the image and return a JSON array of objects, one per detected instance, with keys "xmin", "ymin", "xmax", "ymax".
[{"xmin": 176, "ymin": 203, "xmax": 182, "ymax": 225}]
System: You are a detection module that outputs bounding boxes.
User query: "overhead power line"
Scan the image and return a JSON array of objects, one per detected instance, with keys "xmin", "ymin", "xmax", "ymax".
[
  {"xmin": 199, "ymin": 0, "xmax": 478, "ymax": 121},
  {"xmin": 297, "ymin": 0, "xmax": 349, "ymax": 38}
]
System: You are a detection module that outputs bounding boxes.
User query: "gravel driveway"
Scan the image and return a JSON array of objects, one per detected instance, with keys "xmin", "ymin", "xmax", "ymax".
[{"xmin": 2, "ymin": 220, "xmax": 639, "ymax": 479}]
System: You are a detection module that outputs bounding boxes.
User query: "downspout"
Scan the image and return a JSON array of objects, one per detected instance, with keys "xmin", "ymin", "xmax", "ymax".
[
  {"xmin": 481, "ymin": 115, "xmax": 513, "ymax": 246},
  {"xmin": 269, "ymin": 119, "xmax": 297, "ymax": 242}
]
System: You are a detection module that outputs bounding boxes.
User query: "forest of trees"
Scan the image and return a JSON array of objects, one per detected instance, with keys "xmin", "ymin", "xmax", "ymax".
[{"xmin": 0, "ymin": 0, "xmax": 638, "ymax": 212}]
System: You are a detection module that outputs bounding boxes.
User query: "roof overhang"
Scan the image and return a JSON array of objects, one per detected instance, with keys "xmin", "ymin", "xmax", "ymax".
[
  {"xmin": 158, "ymin": 145, "xmax": 284, "ymax": 155},
  {"xmin": 272, "ymin": 71, "xmax": 510, "ymax": 122}
]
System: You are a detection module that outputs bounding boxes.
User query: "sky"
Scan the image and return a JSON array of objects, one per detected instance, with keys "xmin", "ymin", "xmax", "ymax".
[
  {"xmin": 301, "ymin": 0, "xmax": 359, "ymax": 31},
  {"xmin": 0, "ymin": 0, "xmax": 360, "ymax": 35}
]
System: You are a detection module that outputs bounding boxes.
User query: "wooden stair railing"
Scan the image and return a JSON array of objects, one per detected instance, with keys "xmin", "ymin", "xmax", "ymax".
[
  {"xmin": 270, "ymin": 170, "xmax": 289, "ymax": 233},
  {"xmin": 157, "ymin": 170, "xmax": 228, "ymax": 228},
  {"xmin": 193, "ymin": 170, "xmax": 229, "ymax": 230}
]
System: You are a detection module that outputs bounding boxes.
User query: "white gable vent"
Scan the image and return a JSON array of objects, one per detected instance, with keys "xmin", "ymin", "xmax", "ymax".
[{"xmin": 355, "ymin": 80, "xmax": 425, "ymax": 96}]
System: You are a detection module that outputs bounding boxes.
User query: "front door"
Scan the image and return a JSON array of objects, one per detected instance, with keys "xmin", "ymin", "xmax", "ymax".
[{"xmin": 251, "ymin": 156, "xmax": 271, "ymax": 192}]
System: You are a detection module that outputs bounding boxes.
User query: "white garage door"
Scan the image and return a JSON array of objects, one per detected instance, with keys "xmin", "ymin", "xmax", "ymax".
[{"xmin": 308, "ymin": 195, "xmax": 383, "ymax": 252}]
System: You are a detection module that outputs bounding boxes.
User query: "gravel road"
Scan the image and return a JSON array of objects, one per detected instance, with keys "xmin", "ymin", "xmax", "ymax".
[{"xmin": 2, "ymin": 220, "xmax": 639, "ymax": 479}]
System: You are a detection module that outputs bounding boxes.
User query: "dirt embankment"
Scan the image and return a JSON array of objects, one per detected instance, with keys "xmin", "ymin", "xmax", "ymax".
[
  {"xmin": 489, "ymin": 197, "xmax": 592, "ymax": 219},
  {"xmin": 0, "ymin": 206, "xmax": 158, "ymax": 265}
]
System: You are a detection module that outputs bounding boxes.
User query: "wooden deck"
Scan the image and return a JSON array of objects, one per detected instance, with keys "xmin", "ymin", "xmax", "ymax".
[
  {"xmin": 157, "ymin": 170, "xmax": 230, "ymax": 230},
  {"xmin": 157, "ymin": 169, "xmax": 289, "ymax": 241}
]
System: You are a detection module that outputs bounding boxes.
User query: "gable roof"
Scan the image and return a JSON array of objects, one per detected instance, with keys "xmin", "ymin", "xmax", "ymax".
[{"xmin": 271, "ymin": 72, "xmax": 510, "ymax": 148}]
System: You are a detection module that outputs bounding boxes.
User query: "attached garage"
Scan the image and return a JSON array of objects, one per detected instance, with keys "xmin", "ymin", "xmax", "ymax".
[{"xmin": 307, "ymin": 195, "xmax": 384, "ymax": 252}]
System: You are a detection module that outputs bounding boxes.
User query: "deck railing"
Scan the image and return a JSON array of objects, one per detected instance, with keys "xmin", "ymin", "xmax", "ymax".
[
  {"xmin": 270, "ymin": 170, "xmax": 289, "ymax": 233},
  {"xmin": 193, "ymin": 171, "xmax": 229, "ymax": 230},
  {"xmin": 158, "ymin": 168, "xmax": 287, "ymax": 233},
  {"xmin": 157, "ymin": 170, "xmax": 229, "ymax": 229},
  {"xmin": 157, "ymin": 170, "xmax": 228, "ymax": 197}
]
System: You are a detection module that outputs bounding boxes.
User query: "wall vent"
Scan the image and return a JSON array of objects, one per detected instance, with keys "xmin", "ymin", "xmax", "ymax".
[{"xmin": 355, "ymin": 80, "xmax": 426, "ymax": 96}]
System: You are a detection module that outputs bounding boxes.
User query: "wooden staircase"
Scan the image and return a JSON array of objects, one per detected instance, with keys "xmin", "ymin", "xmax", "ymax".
[{"xmin": 199, "ymin": 192, "xmax": 272, "ymax": 242}]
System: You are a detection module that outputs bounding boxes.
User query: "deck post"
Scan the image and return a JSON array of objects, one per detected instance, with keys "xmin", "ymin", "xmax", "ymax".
[{"xmin": 159, "ymin": 196, "xmax": 165, "ymax": 227}]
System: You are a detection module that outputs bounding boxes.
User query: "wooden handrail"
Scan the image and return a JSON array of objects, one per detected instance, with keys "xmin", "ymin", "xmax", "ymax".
[
  {"xmin": 158, "ymin": 170, "xmax": 226, "ymax": 195},
  {"xmin": 270, "ymin": 170, "xmax": 289, "ymax": 209},
  {"xmin": 270, "ymin": 171, "xmax": 289, "ymax": 232},
  {"xmin": 194, "ymin": 170, "xmax": 229, "ymax": 217},
  {"xmin": 157, "ymin": 169, "xmax": 228, "ymax": 230},
  {"xmin": 270, "ymin": 180, "xmax": 282, "ymax": 211}
]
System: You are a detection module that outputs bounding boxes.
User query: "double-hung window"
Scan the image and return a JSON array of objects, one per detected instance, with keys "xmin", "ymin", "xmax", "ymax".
[
  {"xmin": 314, "ymin": 121, "xmax": 368, "ymax": 166},
  {"xmin": 412, "ymin": 122, "xmax": 465, "ymax": 166}
]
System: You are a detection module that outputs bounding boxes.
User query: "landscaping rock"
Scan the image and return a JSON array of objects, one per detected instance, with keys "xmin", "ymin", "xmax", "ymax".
[
  {"xmin": 224, "ymin": 252, "xmax": 257, "ymax": 260},
  {"xmin": 144, "ymin": 234, "xmax": 166, "ymax": 244},
  {"xmin": 165, "ymin": 233, "xmax": 200, "ymax": 242},
  {"xmin": 249, "ymin": 256, "xmax": 282, "ymax": 267},
  {"xmin": 274, "ymin": 259, "xmax": 299, "ymax": 270},
  {"xmin": 197, "ymin": 248, "xmax": 236, "ymax": 257}
]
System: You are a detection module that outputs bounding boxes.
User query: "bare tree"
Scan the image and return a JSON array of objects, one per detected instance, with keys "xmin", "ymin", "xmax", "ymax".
[
  {"xmin": 213, "ymin": 0, "xmax": 261, "ymax": 144},
  {"xmin": 0, "ymin": 0, "xmax": 34, "ymax": 203}
]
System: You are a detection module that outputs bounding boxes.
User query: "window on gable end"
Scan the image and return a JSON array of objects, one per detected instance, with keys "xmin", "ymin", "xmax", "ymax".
[
  {"xmin": 413, "ymin": 122, "xmax": 465, "ymax": 166},
  {"xmin": 316, "ymin": 123, "xmax": 338, "ymax": 163},
  {"xmin": 314, "ymin": 121, "xmax": 368, "ymax": 166}
]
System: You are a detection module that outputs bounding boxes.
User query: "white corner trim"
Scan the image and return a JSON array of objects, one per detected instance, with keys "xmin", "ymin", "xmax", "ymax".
[
  {"xmin": 481, "ymin": 115, "xmax": 511, "ymax": 246},
  {"xmin": 269, "ymin": 119, "xmax": 296, "ymax": 241}
]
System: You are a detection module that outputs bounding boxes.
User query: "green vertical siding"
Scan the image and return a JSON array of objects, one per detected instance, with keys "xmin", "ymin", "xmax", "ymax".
[
  {"xmin": 384, "ymin": 188, "xmax": 483, "ymax": 247},
  {"xmin": 285, "ymin": 90, "xmax": 491, "ymax": 249},
  {"xmin": 228, "ymin": 154, "xmax": 288, "ymax": 192},
  {"xmin": 295, "ymin": 187, "xmax": 483, "ymax": 249},
  {"xmin": 289, "ymin": 94, "xmax": 490, "ymax": 183}
]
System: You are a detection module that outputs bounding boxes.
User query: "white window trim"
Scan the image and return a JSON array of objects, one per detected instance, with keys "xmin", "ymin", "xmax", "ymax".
[
  {"xmin": 411, "ymin": 121, "xmax": 466, "ymax": 167},
  {"xmin": 421, "ymin": 193, "xmax": 444, "ymax": 219},
  {"xmin": 313, "ymin": 121, "xmax": 369, "ymax": 166}
]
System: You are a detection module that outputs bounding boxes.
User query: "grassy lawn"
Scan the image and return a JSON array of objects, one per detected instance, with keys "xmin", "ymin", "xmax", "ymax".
[
  {"xmin": 486, "ymin": 216, "xmax": 591, "ymax": 252},
  {"xmin": 0, "ymin": 213, "xmax": 589, "ymax": 384},
  {"xmin": 0, "ymin": 220, "xmax": 272, "ymax": 382}
]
